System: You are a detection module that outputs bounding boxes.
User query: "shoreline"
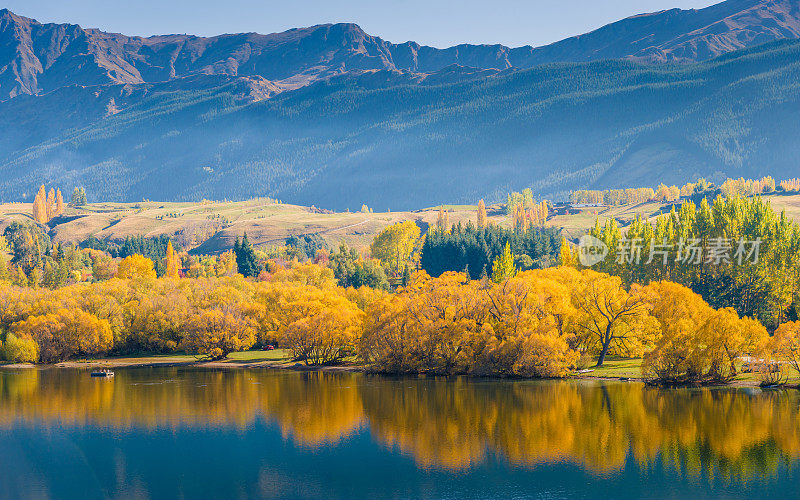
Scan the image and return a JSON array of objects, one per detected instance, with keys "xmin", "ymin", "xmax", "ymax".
[
  {"xmin": 0, "ymin": 357, "xmax": 779, "ymax": 388},
  {"xmin": 0, "ymin": 358, "xmax": 367, "ymax": 373}
]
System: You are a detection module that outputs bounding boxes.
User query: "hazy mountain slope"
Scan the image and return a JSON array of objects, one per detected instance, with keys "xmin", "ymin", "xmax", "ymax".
[
  {"xmin": 524, "ymin": 0, "xmax": 800, "ymax": 64},
  {"xmin": 2, "ymin": 0, "xmax": 799, "ymax": 100},
  {"xmin": 0, "ymin": 40, "xmax": 798, "ymax": 209}
]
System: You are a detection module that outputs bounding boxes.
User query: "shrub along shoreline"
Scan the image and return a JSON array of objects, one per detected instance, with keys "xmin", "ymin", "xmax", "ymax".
[
  {"xmin": 0, "ymin": 355, "xmax": 778, "ymax": 390},
  {"xmin": 1, "ymin": 262, "xmax": 791, "ymax": 387}
]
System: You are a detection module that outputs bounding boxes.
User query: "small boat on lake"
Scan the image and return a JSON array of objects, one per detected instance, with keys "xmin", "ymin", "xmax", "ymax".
[{"xmin": 90, "ymin": 370, "xmax": 114, "ymax": 378}]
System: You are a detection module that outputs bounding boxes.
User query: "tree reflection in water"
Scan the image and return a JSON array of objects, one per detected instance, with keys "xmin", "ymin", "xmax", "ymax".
[{"xmin": 1, "ymin": 368, "xmax": 798, "ymax": 480}]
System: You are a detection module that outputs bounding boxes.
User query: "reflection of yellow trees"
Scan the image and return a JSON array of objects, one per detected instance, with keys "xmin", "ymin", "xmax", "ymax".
[
  {"xmin": 1, "ymin": 370, "xmax": 800, "ymax": 480},
  {"xmin": 0, "ymin": 370, "xmax": 363, "ymax": 447},
  {"xmin": 257, "ymin": 372, "xmax": 364, "ymax": 448},
  {"xmin": 360, "ymin": 377, "xmax": 492, "ymax": 469},
  {"xmin": 359, "ymin": 379, "xmax": 638, "ymax": 472},
  {"xmin": 359, "ymin": 377, "xmax": 800, "ymax": 478}
]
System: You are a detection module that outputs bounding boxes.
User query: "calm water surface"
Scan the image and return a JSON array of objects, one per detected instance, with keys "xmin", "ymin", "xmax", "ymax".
[{"xmin": 1, "ymin": 368, "xmax": 799, "ymax": 499}]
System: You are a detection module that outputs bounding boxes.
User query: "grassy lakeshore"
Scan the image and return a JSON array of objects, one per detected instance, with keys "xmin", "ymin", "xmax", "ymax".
[
  {"xmin": 2, "ymin": 352, "xmax": 792, "ymax": 388},
  {"xmin": 0, "ymin": 349, "xmax": 364, "ymax": 372}
]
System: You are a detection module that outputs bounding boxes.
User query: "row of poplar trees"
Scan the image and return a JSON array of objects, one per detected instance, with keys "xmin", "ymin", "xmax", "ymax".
[
  {"xmin": 31, "ymin": 186, "xmax": 64, "ymax": 224},
  {"xmin": 581, "ymin": 195, "xmax": 800, "ymax": 329}
]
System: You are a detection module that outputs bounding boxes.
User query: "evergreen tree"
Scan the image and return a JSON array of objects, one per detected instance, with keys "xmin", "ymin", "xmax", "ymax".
[
  {"xmin": 233, "ymin": 236, "xmax": 241, "ymax": 256},
  {"xmin": 420, "ymin": 222, "xmax": 559, "ymax": 279},
  {"xmin": 401, "ymin": 264, "xmax": 411, "ymax": 287},
  {"xmin": 70, "ymin": 187, "xmax": 87, "ymax": 207},
  {"xmin": 235, "ymin": 233, "xmax": 260, "ymax": 278}
]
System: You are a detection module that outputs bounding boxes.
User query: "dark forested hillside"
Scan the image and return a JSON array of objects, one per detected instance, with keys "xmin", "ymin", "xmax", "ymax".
[{"xmin": 1, "ymin": 38, "xmax": 799, "ymax": 209}]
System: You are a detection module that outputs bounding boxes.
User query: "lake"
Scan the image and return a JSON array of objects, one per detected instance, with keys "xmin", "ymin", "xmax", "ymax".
[{"xmin": 0, "ymin": 368, "xmax": 798, "ymax": 499}]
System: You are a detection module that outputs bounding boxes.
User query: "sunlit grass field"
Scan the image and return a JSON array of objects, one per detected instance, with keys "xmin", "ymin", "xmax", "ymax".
[{"xmin": 5, "ymin": 194, "xmax": 800, "ymax": 254}]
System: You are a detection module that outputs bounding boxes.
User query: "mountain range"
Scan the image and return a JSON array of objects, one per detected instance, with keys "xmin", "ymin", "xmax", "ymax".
[{"xmin": 0, "ymin": 0, "xmax": 799, "ymax": 208}]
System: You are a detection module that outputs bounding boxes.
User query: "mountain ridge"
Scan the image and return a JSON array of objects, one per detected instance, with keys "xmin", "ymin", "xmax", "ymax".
[
  {"xmin": 1, "ymin": 0, "xmax": 799, "ymax": 101},
  {"xmin": 1, "ymin": 1, "xmax": 800, "ymax": 209},
  {"xmin": 1, "ymin": 38, "xmax": 798, "ymax": 209}
]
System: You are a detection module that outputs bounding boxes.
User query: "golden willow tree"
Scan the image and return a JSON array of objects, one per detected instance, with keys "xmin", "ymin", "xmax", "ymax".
[
  {"xmin": 0, "ymin": 260, "xmax": 771, "ymax": 380},
  {"xmin": 572, "ymin": 271, "xmax": 653, "ymax": 367},
  {"xmin": 116, "ymin": 254, "xmax": 157, "ymax": 279}
]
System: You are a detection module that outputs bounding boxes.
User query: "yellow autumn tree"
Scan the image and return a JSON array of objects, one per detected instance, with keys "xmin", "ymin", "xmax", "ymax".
[
  {"xmin": 46, "ymin": 188, "xmax": 55, "ymax": 221},
  {"xmin": 641, "ymin": 282, "xmax": 766, "ymax": 384},
  {"xmin": 55, "ymin": 189, "xmax": 64, "ymax": 216},
  {"xmin": 572, "ymin": 270, "xmax": 653, "ymax": 367},
  {"xmin": 558, "ymin": 237, "xmax": 575, "ymax": 267},
  {"xmin": 164, "ymin": 241, "xmax": 179, "ymax": 279},
  {"xmin": 0, "ymin": 332, "xmax": 39, "ymax": 363},
  {"xmin": 641, "ymin": 282, "xmax": 714, "ymax": 383},
  {"xmin": 477, "ymin": 199, "xmax": 487, "ymax": 228},
  {"xmin": 771, "ymin": 321, "xmax": 800, "ymax": 376},
  {"xmin": 483, "ymin": 270, "xmax": 579, "ymax": 377},
  {"xmin": 88, "ymin": 250, "xmax": 117, "ymax": 281},
  {"xmin": 699, "ymin": 308, "xmax": 768, "ymax": 380},
  {"xmin": 270, "ymin": 262, "xmax": 336, "ymax": 288},
  {"xmin": 491, "ymin": 242, "xmax": 516, "ymax": 283},
  {"xmin": 215, "ymin": 250, "xmax": 237, "ymax": 277},
  {"xmin": 436, "ymin": 206, "xmax": 449, "ymax": 233},
  {"xmin": 180, "ymin": 308, "xmax": 256, "ymax": 360},
  {"xmin": 116, "ymin": 254, "xmax": 157, "ymax": 279},
  {"xmin": 11, "ymin": 308, "xmax": 113, "ymax": 363},
  {"xmin": 362, "ymin": 271, "xmax": 488, "ymax": 374},
  {"xmin": 32, "ymin": 185, "xmax": 48, "ymax": 223},
  {"xmin": 277, "ymin": 285, "xmax": 364, "ymax": 365},
  {"xmin": 370, "ymin": 221, "xmax": 420, "ymax": 277}
]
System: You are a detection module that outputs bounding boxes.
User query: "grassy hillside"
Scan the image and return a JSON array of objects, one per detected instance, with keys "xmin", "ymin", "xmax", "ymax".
[
  {"xmin": 0, "ymin": 40, "xmax": 799, "ymax": 210},
  {"xmin": 0, "ymin": 200, "xmax": 511, "ymax": 253},
  {"xmin": 5, "ymin": 192, "xmax": 799, "ymax": 254}
]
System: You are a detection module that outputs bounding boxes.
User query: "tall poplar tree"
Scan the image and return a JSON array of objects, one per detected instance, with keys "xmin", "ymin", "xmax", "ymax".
[
  {"xmin": 32, "ymin": 185, "xmax": 47, "ymax": 223},
  {"xmin": 164, "ymin": 240, "xmax": 180, "ymax": 278},
  {"xmin": 477, "ymin": 199, "xmax": 487, "ymax": 228},
  {"xmin": 491, "ymin": 242, "xmax": 516, "ymax": 283},
  {"xmin": 46, "ymin": 188, "xmax": 55, "ymax": 221},
  {"xmin": 55, "ymin": 189, "xmax": 64, "ymax": 216}
]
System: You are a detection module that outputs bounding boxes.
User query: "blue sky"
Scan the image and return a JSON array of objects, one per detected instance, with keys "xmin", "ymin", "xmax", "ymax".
[{"xmin": 4, "ymin": 0, "xmax": 722, "ymax": 47}]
